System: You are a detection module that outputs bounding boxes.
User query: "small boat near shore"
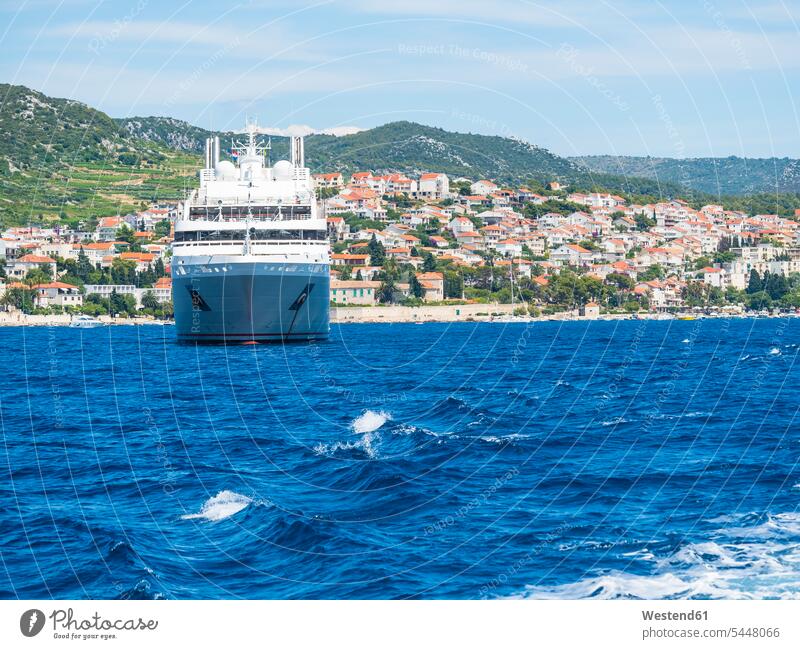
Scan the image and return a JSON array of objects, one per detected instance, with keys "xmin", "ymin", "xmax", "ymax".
[{"xmin": 69, "ymin": 314, "xmax": 104, "ymax": 328}]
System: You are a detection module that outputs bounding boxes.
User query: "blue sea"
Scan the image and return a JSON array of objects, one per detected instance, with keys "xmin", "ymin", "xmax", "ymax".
[{"xmin": 1, "ymin": 319, "xmax": 799, "ymax": 599}]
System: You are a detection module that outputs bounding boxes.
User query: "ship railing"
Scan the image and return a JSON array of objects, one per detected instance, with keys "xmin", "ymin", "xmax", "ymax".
[
  {"xmin": 185, "ymin": 211, "xmax": 315, "ymax": 222},
  {"xmin": 172, "ymin": 240, "xmax": 328, "ymax": 250},
  {"xmin": 190, "ymin": 195, "xmax": 314, "ymax": 207}
]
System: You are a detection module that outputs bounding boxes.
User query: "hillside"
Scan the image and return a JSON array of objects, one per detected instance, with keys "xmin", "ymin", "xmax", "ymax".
[
  {"xmin": 117, "ymin": 117, "xmax": 581, "ymax": 184},
  {"xmin": 571, "ymin": 154, "xmax": 800, "ymax": 195},
  {"xmin": 0, "ymin": 84, "xmax": 199, "ymax": 227},
  {"xmin": 1, "ymin": 83, "xmax": 799, "ymax": 228}
]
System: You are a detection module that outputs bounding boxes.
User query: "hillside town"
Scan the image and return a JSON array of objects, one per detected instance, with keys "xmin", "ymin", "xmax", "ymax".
[
  {"xmin": 3, "ymin": 168, "xmax": 800, "ymax": 321},
  {"xmin": 321, "ymin": 171, "xmax": 800, "ymax": 316},
  {"xmin": 0, "ymin": 206, "xmax": 175, "ymax": 319}
]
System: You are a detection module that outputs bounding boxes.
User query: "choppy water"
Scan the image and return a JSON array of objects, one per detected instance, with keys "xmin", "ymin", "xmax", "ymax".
[{"xmin": 1, "ymin": 319, "xmax": 799, "ymax": 599}]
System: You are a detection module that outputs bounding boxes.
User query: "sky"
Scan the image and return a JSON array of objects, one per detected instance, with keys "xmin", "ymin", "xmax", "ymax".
[{"xmin": 1, "ymin": 0, "xmax": 798, "ymax": 158}]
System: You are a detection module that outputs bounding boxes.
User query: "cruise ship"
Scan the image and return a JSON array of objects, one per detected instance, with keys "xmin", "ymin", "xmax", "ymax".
[{"xmin": 171, "ymin": 123, "xmax": 330, "ymax": 342}]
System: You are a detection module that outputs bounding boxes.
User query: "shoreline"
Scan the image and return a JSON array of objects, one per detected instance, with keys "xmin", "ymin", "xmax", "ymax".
[{"xmin": 0, "ymin": 305, "xmax": 790, "ymax": 327}]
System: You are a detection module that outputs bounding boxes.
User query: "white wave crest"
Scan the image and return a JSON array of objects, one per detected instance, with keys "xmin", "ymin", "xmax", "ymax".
[
  {"xmin": 181, "ymin": 490, "xmax": 252, "ymax": 522},
  {"xmin": 314, "ymin": 411, "xmax": 392, "ymax": 459},
  {"xmin": 352, "ymin": 410, "xmax": 391, "ymax": 434}
]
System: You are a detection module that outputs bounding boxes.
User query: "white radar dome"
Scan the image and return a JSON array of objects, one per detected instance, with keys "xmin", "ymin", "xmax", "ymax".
[
  {"xmin": 215, "ymin": 160, "xmax": 237, "ymax": 180},
  {"xmin": 272, "ymin": 159, "xmax": 293, "ymax": 180}
]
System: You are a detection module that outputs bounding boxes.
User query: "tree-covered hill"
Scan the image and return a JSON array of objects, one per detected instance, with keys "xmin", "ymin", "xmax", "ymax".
[{"xmin": 570, "ymin": 154, "xmax": 800, "ymax": 196}]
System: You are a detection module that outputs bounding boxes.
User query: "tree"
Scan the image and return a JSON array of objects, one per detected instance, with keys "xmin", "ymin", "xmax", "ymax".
[
  {"xmin": 409, "ymin": 274, "xmax": 424, "ymax": 299},
  {"xmin": 378, "ymin": 278, "xmax": 396, "ymax": 304},
  {"xmin": 153, "ymin": 257, "xmax": 166, "ymax": 278},
  {"xmin": 153, "ymin": 219, "xmax": 171, "ymax": 239},
  {"xmin": 606, "ymin": 272, "xmax": 634, "ymax": 290},
  {"xmin": 1, "ymin": 286, "xmax": 35, "ymax": 313},
  {"xmin": 638, "ymin": 264, "xmax": 664, "ymax": 282},
  {"xmin": 108, "ymin": 290, "xmax": 135, "ymax": 316},
  {"xmin": 765, "ymin": 272, "xmax": 789, "ymax": 300},
  {"xmin": 25, "ymin": 264, "xmax": 52, "ymax": 286},
  {"xmin": 634, "ymin": 213, "xmax": 656, "ymax": 230},
  {"xmin": 443, "ymin": 270, "xmax": 464, "ymax": 299},
  {"xmin": 422, "ymin": 252, "xmax": 437, "ymax": 272},
  {"xmin": 747, "ymin": 269, "xmax": 762, "ymax": 294},
  {"xmin": 746, "ymin": 290, "xmax": 772, "ymax": 311},
  {"xmin": 116, "ymin": 224, "xmax": 135, "ymax": 244},
  {"xmin": 693, "ymin": 256, "xmax": 712, "ymax": 270},
  {"xmin": 76, "ymin": 247, "xmax": 93, "ymax": 282},
  {"xmin": 368, "ymin": 234, "xmax": 386, "ymax": 266},
  {"xmin": 141, "ymin": 290, "xmax": 159, "ymax": 310},
  {"xmin": 110, "ymin": 258, "xmax": 137, "ymax": 285}
]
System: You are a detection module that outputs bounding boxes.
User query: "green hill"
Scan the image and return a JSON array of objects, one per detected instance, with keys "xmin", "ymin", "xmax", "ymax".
[
  {"xmin": 0, "ymin": 84, "xmax": 199, "ymax": 227},
  {"xmin": 117, "ymin": 118, "xmax": 581, "ymax": 183},
  {"xmin": 1, "ymin": 83, "xmax": 799, "ymax": 228},
  {"xmin": 570, "ymin": 154, "xmax": 800, "ymax": 195}
]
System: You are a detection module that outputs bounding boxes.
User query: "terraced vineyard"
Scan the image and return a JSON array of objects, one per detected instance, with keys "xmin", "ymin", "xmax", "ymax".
[{"xmin": 0, "ymin": 152, "xmax": 199, "ymax": 227}]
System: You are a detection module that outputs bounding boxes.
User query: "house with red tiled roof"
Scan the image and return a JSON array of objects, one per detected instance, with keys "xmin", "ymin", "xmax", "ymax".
[
  {"xmin": 32, "ymin": 282, "xmax": 83, "ymax": 309},
  {"xmin": 119, "ymin": 251, "xmax": 156, "ymax": 271},
  {"xmin": 550, "ymin": 244, "xmax": 595, "ymax": 267},
  {"xmin": 312, "ymin": 172, "xmax": 344, "ymax": 189},
  {"xmin": 416, "ymin": 172, "xmax": 449, "ymax": 199},
  {"xmin": 416, "ymin": 271, "xmax": 444, "ymax": 302},
  {"xmin": 5, "ymin": 253, "xmax": 57, "ymax": 279},
  {"xmin": 496, "ymin": 238, "xmax": 523, "ymax": 258},
  {"xmin": 331, "ymin": 253, "xmax": 370, "ymax": 267},
  {"xmin": 470, "ymin": 180, "xmax": 497, "ymax": 196},
  {"xmin": 95, "ymin": 216, "xmax": 124, "ymax": 241},
  {"xmin": 447, "ymin": 216, "xmax": 474, "ymax": 235},
  {"xmin": 326, "ymin": 216, "xmax": 349, "ymax": 241}
]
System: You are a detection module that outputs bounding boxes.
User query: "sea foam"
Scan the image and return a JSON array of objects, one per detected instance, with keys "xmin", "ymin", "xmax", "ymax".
[
  {"xmin": 351, "ymin": 410, "xmax": 391, "ymax": 434},
  {"xmin": 314, "ymin": 411, "xmax": 392, "ymax": 459},
  {"xmin": 181, "ymin": 490, "xmax": 252, "ymax": 522},
  {"xmin": 516, "ymin": 514, "xmax": 800, "ymax": 600}
]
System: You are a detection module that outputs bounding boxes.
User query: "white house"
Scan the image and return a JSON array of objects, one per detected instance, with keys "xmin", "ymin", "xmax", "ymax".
[
  {"xmin": 550, "ymin": 244, "xmax": 594, "ymax": 267},
  {"xmin": 417, "ymin": 173, "xmax": 450, "ymax": 200},
  {"xmin": 470, "ymin": 180, "xmax": 498, "ymax": 196}
]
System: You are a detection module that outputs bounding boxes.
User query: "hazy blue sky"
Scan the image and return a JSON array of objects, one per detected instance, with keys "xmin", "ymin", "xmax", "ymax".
[{"xmin": 1, "ymin": 0, "xmax": 798, "ymax": 157}]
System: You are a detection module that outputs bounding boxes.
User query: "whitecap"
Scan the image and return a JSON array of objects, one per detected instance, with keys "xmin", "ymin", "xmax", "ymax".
[
  {"xmin": 601, "ymin": 417, "xmax": 629, "ymax": 426},
  {"xmin": 770, "ymin": 347, "xmax": 781, "ymax": 355},
  {"xmin": 313, "ymin": 438, "xmax": 375, "ymax": 458},
  {"xmin": 352, "ymin": 410, "xmax": 391, "ymax": 434},
  {"xmin": 479, "ymin": 435, "xmax": 504, "ymax": 444},
  {"xmin": 181, "ymin": 490, "xmax": 252, "ymax": 522},
  {"xmin": 681, "ymin": 339, "xmax": 690, "ymax": 344},
  {"xmin": 314, "ymin": 410, "xmax": 392, "ymax": 459}
]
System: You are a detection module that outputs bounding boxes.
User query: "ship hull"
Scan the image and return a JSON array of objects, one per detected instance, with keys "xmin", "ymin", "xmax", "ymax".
[{"xmin": 172, "ymin": 260, "xmax": 330, "ymax": 343}]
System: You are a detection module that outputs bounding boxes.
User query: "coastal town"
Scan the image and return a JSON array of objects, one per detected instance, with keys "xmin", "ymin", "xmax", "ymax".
[{"xmin": 3, "ymin": 168, "xmax": 800, "ymax": 323}]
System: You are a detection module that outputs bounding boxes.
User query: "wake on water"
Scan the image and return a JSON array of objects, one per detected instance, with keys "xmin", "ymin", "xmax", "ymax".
[{"xmin": 517, "ymin": 513, "xmax": 800, "ymax": 599}]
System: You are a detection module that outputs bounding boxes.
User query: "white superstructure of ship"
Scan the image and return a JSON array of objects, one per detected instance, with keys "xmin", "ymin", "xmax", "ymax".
[{"xmin": 171, "ymin": 122, "xmax": 330, "ymax": 342}]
